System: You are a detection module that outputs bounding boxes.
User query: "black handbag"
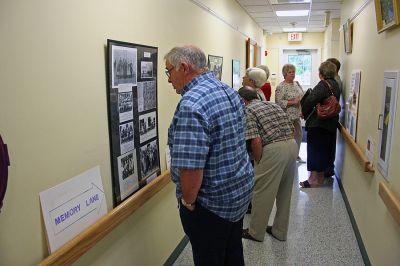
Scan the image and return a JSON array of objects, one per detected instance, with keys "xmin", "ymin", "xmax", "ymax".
[{"xmin": 300, "ymin": 88, "xmax": 314, "ymax": 120}]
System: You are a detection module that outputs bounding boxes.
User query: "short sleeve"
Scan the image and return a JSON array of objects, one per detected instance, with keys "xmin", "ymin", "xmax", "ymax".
[
  {"xmin": 245, "ymin": 109, "xmax": 260, "ymax": 140},
  {"xmin": 170, "ymin": 104, "xmax": 210, "ymax": 169}
]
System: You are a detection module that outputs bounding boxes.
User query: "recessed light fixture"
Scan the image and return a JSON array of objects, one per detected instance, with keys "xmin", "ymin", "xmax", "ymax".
[
  {"xmin": 276, "ymin": 10, "xmax": 309, "ymax": 17},
  {"xmin": 283, "ymin": 27, "xmax": 307, "ymax": 32}
]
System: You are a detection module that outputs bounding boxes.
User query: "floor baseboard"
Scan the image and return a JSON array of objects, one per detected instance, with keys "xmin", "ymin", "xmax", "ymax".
[
  {"xmin": 163, "ymin": 235, "xmax": 190, "ymax": 266},
  {"xmin": 336, "ymin": 176, "xmax": 371, "ymax": 266}
]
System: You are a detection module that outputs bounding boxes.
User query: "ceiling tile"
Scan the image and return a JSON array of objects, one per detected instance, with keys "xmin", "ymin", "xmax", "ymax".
[
  {"xmin": 237, "ymin": 0, "xmax": 268, "ymax": 5},
  {"xmin": 272, "ymin": 3, "xmax": 310, "ymax": 11},
  {"xmin": 235, "ymin": 0, "xmax": 342, "ymax": 33},
  {"xmin": 244, "ymin": 5, "xmax": 272, "ymax": 12}
]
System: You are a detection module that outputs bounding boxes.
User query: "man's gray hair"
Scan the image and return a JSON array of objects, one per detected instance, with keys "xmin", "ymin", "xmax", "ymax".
[
  {"xmin": 246, "ymin": 67, "xmax": 266, "ymax": 88},
  {"xmin": 164, "ymin": 45, "xmax": 208, "ymax": 71},
  {"xmin": 256, "ymin": 65, "xmax": 270, "ymax": 80}
]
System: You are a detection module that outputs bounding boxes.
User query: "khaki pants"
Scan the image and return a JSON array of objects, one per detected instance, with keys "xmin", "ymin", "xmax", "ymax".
[{"xmin": 248, "ymin": 139, "xmax": 297, "ymax": 241}]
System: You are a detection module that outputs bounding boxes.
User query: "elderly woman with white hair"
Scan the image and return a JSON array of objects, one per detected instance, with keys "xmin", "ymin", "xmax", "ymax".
[
  {"xmin": 242, "ymin": 67, "xmax": 267, "ymax": 101},
  {"xmin": 257, "ymin": 65, "xmax": 272, "ymax": 101},
  {"xmin": 275, "ymin": 64, "xmax": 305, "ymax": 163}
]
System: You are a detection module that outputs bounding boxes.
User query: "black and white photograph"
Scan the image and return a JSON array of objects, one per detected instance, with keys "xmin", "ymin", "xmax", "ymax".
[
  {"xmin": 118, "ymin": 88, "xmax": 133, "ymax": 122},
  {"xmin": 139, "ymin": 111, "xmax": 157, "ymax": 143},
  {"xmin": 141, "ymin": 61, "xmax": 153, "ymax": 78},
  {"xmin": 140, "ymin": 140, "xmax": 159, "ymax": 179},
  {"xmin": 112, "ymin": 45, "xmax": 137, "ymax": 88},
  {"xmin": 119, "ymin": 121, "xmax": 134, "ymax": 154},
  {"xmin": 117, "ymin": 151, "xmax": 138, "ymax": 201},
  {"xmin": 208, "ymin": 55, "xmax": 223, "ymax": 80},
  {"xmin": 138, "ymin": 81, "xmax": 156, "ymax": 112}
]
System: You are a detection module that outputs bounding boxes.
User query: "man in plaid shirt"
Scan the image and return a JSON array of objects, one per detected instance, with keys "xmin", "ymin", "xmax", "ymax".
[
  {"xmin": 239, "ymin": 86, "xmax": 297, "ymax": 243},
  {"xmin": 165, "ymin": 45, "xmax": 254, "ymax": 266}
]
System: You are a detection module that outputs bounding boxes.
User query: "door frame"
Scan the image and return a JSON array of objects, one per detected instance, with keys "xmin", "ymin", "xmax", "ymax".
[{"xmin": 279, "ymin": 46, "xmax": 322, "ymax": 86}]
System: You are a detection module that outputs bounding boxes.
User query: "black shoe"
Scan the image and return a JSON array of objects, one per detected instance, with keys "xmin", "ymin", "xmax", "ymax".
[{"xmin": 242, "ymin": 229, "xmax": 262, "ymax": 242}]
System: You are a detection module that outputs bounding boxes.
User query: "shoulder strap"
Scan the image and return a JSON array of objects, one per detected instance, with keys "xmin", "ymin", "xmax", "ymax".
[
  {"xmin": 295, "ymin": 81, "xmax": 303, "ymax": 90},
  {"xmin": 322, "ymin": 80, "xmax": 334, "ymax": 95}
]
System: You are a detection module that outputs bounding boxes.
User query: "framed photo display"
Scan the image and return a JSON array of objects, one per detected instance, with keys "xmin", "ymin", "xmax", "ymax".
[
  {"xmin": 107, "ymin": 39, "xmax": 160, "ymax": 206},
  {"xmin": 232, "ymin": 59, "xmax": 241, "ymax": 90},
  {"xmin": 208, "ymin": 55, "xmax": 223, "ymax": 80},
  {"xmin": 377, "ymin": 71, "xmax": 399, "ymax": 179},
  {"xmin": 374, "ymin": 0, "xmax": 400, "ymax": 33},
  {"xmin": 343, "ymin": 20, "xmax": 353, "ymax": 54},
  {"xmin": 346, "ymin": 70, "xmax": 362, "ymax": 141}
]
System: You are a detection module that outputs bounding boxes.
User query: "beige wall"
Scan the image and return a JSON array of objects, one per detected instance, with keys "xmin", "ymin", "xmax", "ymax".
[
  {"xmin": 323, "ymin": 18, "xmax": 341, "ymax": 60},
  {"xmin": 0, "ymin": 0, "xmax": 262, "ymax": 265},
  {"xmin": 340, "ymin": 1, "xmax": 400, "ymax": 265},
  {"xmin": 264, "ymin": 32, "xmax": 324, "ymax": 100}
]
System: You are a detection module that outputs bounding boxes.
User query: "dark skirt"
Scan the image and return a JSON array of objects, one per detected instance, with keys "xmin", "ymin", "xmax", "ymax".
[{"xmin": 307, "ymin": 127, "xmax": 336, "ymax": 172}]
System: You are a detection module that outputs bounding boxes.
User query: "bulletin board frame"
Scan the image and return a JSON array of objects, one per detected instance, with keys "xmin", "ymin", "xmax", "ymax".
[{"xmin": 106, "ymin": 39, "xmax": 161, "ymax": 206}]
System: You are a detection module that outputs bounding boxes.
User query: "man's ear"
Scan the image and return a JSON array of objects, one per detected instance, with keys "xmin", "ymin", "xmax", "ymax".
[{"xmin": 180, "ymin": 62, "xmax": 190, "ymax": 73}]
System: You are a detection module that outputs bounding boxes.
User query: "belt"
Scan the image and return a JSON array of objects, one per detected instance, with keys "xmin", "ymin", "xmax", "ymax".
[{"xmin": 263, "ymin": 137, "xmax": 293, "ymax": 147}]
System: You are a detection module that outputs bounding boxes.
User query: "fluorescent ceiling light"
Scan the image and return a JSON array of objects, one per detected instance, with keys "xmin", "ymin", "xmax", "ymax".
[
  {"xmin": 283, "ymin": 27, "xmax": 306, "ymax": 32},
  {"xmin": 276, "ymin": 10, "xmax": 309, "ymax": 17}
]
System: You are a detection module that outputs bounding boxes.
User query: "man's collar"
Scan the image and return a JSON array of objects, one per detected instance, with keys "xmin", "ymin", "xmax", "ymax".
[{"xmin": 181, "ymin": 71, "xmax": 211, "ymax": 96}]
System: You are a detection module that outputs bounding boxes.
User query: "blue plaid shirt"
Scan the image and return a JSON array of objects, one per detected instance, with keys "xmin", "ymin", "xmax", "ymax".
[{"xmin": 168, "ymin": 72, "xmax": 254, "ymax": 222}]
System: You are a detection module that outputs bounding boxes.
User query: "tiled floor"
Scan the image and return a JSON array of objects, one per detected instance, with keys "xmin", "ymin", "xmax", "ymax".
[{"xmin": 173, "ymin": 143, "xmax": 364, "ymax": 266}]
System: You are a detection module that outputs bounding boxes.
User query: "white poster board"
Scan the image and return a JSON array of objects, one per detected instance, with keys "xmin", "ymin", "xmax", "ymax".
[
  {"xmin": 377, "ymin": 71, "xmax": 399, "ymax": 180},
  {"xmin": 347, "ymin": 70, "xmax": 361, "ymax": 140},
  {"xmin": 39, "ymin": 166, "xmax": 107, "ymax": 253}
]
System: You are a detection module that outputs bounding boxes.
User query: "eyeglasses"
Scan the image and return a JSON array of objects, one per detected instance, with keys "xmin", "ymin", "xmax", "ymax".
[{"xmin": 165, "ymin": 67, "xmax": 174, "ymax": 78}]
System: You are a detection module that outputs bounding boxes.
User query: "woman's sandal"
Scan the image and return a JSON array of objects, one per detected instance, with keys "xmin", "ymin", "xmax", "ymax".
[
  {"xmin": 299, "ymin": 180, "xmax": 324, "ymax": 188},
  {"xmin": 242, "ymin": 228, "xmax": 262, "ymax": 242}
]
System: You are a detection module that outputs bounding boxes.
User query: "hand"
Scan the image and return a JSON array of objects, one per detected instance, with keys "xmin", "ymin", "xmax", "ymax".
[
  {"xmin": 185, "ymin": 204, "xmax": 196, "ymax": 211},
  {"xmin": 289, "ymin": 97, "xmax": 300, "ymax": 106}
]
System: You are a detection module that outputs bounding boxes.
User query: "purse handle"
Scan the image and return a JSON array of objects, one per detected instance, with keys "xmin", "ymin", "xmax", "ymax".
[{"xmin": 322, "ymin": 79, "xmax": 335, "ymax": 96}]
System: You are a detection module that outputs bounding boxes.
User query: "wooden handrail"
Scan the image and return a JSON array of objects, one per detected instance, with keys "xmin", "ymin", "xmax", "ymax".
[
  {"xmin": 379, "ymin": 182, "xmax": 400, "ymax": 225},
  {"xmin": 38, "ymin": 170, "xmax": 171, "ymax": 266},
  {"xmin": 338, "ymin": 123, "xmax": 374, "ymax": 172}
]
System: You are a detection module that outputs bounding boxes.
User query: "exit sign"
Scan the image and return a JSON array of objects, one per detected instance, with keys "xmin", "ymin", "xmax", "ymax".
[{"xmin": 288, "ymin": 32, "xmax": 302, "ymax": 41}]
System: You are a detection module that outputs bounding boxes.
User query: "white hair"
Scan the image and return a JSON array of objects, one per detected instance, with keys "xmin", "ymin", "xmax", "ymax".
[
  {"xmin": 256, "ymin": 65, "xmax": 270, "ymax": 80},
  {"xmin": 246, "ymin": 67, "xmax": 266, "ymax": 88}
]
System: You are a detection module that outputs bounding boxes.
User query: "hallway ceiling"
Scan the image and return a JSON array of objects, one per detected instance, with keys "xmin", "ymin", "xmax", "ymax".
[{"xmin": 236, "ymin": 0, "xmax": 342, "ymax": 33}]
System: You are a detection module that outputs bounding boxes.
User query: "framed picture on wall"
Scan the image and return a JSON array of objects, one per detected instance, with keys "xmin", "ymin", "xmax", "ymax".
[
  {"xmin": 346, "ymin": 70, "xmax": 361, "ymax": 141},
  {"xmin": 377, "ymin": 71, "xmax": 399, "ymax": 179},
  {"xmin": 374, "ymin": 0, "xmax": 400, "ymax": 33},
  {"xmin": 246, "ymin": 38, "xmax": 257, "ymax": 68},
  {"xmin": 208, "ymin": 55, "xmax": 223, "ymax": 80},
  {"xmin": 232, "ymin": 59, "xmax": 241, "ymax": 90},
  {"xmin": 343, "ymin": 19, "xmax": 353, "ymax": 54}
]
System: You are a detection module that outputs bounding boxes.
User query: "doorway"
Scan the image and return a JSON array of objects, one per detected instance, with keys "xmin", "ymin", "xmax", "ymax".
[{"xmin": 279, "ymin": 47, "xmax": 321, "ymax": 91}]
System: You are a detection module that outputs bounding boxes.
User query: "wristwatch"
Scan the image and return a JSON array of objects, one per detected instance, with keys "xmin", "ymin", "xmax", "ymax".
[{"xmin": 180, "ymin": 197, "xmax": 195, "ymax": 207}]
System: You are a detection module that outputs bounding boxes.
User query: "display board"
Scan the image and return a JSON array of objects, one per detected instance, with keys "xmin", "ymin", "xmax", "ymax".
[
  {"xmin": 106, "ymin": 39, "xmax": 160, "ymax": 206},
  {"xmin": 346, "ymin": 70, "xmax": 361, "ymax": 141},
  {"xmin": 378, "ymin": 71, "xmax": 399, "ymax": 179}
]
